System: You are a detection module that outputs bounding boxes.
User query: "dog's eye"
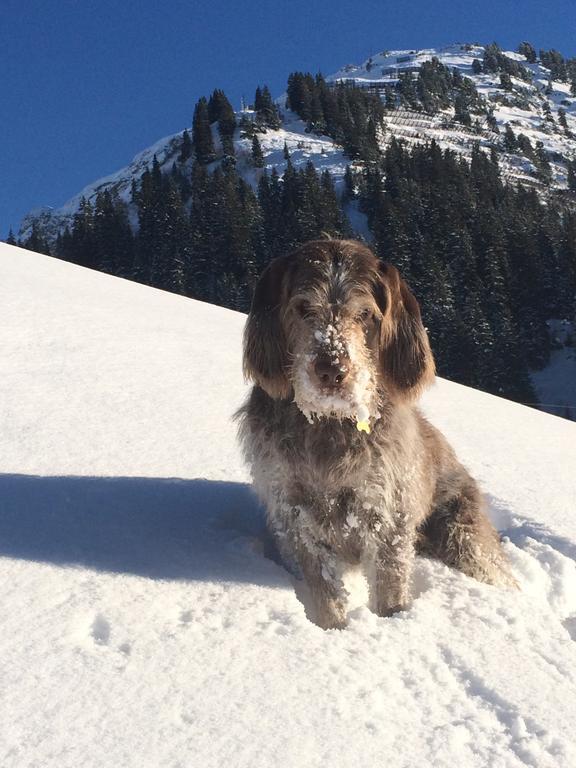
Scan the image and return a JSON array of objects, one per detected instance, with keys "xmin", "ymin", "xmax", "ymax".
[
  {"xmin": 358, "ymin": 308, "xmax": 373, "ymax": 323},
  {"xmin": 296, "ymin": 301, "xmax": 317, "ymax": 319}
]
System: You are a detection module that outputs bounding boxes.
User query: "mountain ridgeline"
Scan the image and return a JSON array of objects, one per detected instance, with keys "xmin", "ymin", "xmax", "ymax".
[{"xmin": 13, "ymin": 42, "xmax": 576, "ymax": 409}]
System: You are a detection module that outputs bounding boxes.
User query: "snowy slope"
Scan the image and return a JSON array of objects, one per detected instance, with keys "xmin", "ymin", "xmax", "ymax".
[
  {"xmin": 331, "ymin": 43, "xmax": 576, "ymax": 188},
  {"xmin": 2, "ymin": 242, "xmax": 576, "ymax": 767}
]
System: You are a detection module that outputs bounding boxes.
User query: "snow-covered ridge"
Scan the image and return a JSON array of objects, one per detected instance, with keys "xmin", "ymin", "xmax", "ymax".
[
  {"xmin": 19, "ymin": 130, "xmax": 185, "ymax": 243},
  {"xmin": 2, "ymin": 242, "xmax": 576, "ymax": 767},
  {"xmin": 330, "ymin": 43, "xmax": 576, "ymax": 188},
  {"xmin": 19, "ymin": 42, "xmax": 576, "ymax": 242}
]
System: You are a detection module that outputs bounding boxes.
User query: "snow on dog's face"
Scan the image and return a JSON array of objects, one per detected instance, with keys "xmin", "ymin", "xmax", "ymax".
[
  {"xmin": 283, "ymin": 257, "xmax": 381, "ymax": 423},
  {"xmin": 243, "ymin": 239, "xmax": 435, "ymax": 424}
]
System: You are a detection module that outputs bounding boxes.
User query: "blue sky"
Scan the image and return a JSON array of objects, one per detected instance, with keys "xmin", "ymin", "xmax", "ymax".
[{"xmin": 2, "ymin": 0, "xmax": 576, "ymax": 237}]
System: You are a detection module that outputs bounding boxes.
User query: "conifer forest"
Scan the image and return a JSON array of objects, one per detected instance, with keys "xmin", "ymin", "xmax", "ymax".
[{"xmin": 14, "ymin": 45, "xmax": 576, "ymax": 409}]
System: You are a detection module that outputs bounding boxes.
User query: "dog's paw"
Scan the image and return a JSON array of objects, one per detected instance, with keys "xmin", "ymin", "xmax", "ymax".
[
  {"xmin": 374, "ymin": 601, "xmax": 409, "ymax": 619},
  {"xmin": 315, "ymin": 599, "xmax": 348, "ymax": 630},
  {"xmin": 317, "ymin": 614, "xmax": 348, "ymax": 630}
]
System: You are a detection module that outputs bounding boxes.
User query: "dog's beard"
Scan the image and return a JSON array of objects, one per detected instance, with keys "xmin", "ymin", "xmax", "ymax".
[{"xmin": 291, "ymin": 343, "xmax": 379, "ymax": 425}]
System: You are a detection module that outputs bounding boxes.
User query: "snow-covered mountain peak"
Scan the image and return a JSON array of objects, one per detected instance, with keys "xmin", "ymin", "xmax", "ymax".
[{"xmin": 19, "ymin": 41, "xmax": 576, "ymax": 244}]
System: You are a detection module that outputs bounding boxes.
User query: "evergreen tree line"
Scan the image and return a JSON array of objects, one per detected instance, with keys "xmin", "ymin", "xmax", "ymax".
[
  {"xmin": 185, "ymin": 86, "xmax": 281, "ymax": 166},
  {"xmin": 285, "ymin": 63, "xmax": 486, "ymax": 155},
  {"xmin": 352, "ymin": 138, "xmax": 576, "ymax": 401},
  {"xmin": 32, "ymin": 152, "xmax": 348, "ymax": 311},
  {"xmin": 518, "ymin": 41, "xmax": 576, "ymax": 95},
  {"xmin": 11, "ymin": 69, "xmax": 576, "ymax": 409},
  {"xmin": 16, "ymin": 134, "xmax": 576, "ymax": 406},
  {"xmin": 396, "ymin": 57, "xmax": 485, "ymax": 122},
  {"xmin": 286, "ymin": 73, "xmax": 385, "ymax": 161},
  {"xmin": 502, "ymin": 125, "xmax": 553, "ymax": 183},
  {"xmin": 479, "ymin": 43, "xmax": 533, "ymax": 82}
]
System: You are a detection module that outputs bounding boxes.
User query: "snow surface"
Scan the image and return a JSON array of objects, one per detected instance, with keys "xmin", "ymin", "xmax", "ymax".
[{"xmin": 2, "ymin": 242, "xmax": 576, "ymax": 768}]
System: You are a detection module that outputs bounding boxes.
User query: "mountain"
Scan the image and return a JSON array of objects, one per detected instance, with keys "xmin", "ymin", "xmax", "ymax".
[
  {"xmin": 1, "ymin": 241, "xmax": 576, "ymax": 767},
  {"xmin": 19, "ymin": 43, "xmax": 576, "ymax": 242},
  {"xmin": 13, "ymin": 42, "xmax": 576, "ymax": 420},
  {"xmin": 330, "ymin": 44, "xmax": 576, "ymax": 186}
]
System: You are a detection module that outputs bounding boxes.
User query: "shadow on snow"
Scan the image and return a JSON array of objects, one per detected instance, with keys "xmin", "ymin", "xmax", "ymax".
[
  {"xmin": 2, "ymin": 476, "xmax": 574, "ymax": 598},
  {"xmin": 0, "ymin": 474, "xmax": 288, "ymax": 586}
]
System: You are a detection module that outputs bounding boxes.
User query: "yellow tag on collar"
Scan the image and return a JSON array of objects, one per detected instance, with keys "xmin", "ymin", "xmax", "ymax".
[{"xmin": 356, "ymin": 420, "xmax": 371, "ymax": 434}]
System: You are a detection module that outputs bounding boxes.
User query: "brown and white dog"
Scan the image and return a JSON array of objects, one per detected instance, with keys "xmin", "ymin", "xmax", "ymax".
[{"xmin": 237, "ymin": 238, "xmax": 515, "ymax": 629}]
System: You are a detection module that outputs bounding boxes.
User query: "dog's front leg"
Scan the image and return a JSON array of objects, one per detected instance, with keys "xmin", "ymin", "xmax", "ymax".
[
  {"xmin": 296, "ymin": 543, "xmax": 348, "ymax": 630},
  {"xmin": 270, "ymin": 497, "xmax": 349, "ymax": 629},
  {"xmin": 369, "ymin": 526, "xmax": 415, "ymax": 617}
]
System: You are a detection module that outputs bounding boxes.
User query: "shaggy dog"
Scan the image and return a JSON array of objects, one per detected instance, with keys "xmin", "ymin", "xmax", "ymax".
[{"xmin": 237, "ymin": 239, "xmax": 515, "ymax": 629}]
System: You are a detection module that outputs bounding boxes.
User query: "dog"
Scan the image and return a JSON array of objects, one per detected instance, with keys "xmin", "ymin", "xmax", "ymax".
[{"xmin": 237, "ymin": 238, "xmax": 515, "ymax": 629}]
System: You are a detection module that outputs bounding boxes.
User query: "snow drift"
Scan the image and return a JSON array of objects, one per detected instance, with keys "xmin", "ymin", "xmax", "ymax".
[{"xmin": 1, "ymin": 242, "xmax": 576, "ymax": 768}]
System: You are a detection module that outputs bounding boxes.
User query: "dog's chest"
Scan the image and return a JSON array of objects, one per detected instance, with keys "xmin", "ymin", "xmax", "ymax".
[
  {"xmin": 291, "ymin": 481, "xmax": 398, "ymax": 557},
  {"xmin": 280, "ymin": 418, "xmax": 373, "ymax": 487}
]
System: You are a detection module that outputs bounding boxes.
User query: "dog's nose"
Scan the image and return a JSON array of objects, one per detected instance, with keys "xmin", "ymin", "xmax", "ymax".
[{"xmin": 314, "ymin": 356, "xmax": 347, "ymax": 387}]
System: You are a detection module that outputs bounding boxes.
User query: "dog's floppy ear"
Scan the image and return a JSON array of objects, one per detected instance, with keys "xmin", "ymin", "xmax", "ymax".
[
  {"xmin": 243, "ymin": 256, "xmax": 292, "ymax": 399},
  {"xmin": 376, "ymin": 262, "xmax": 435, "ymax": 401}
]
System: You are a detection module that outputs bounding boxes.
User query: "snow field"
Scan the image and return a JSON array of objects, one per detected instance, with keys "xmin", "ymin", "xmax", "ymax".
[{"xmin": 1, "ymin": 242, "xmax": 576, "ymax": 767}]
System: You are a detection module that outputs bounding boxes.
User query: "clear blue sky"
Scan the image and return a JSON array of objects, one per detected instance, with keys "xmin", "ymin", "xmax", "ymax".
[{"xmin": 2, "ymin": 0, "xmax": 576, "ymax": 237}]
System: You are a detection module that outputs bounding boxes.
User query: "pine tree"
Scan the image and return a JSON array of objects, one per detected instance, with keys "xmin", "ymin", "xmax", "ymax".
[
  {"xmin": 307, "ymin": 89, "xmax": 326, "ymax": 133},
  {"xmin": 252, "ymin": 135, "xmax": 265, "ymax": 168},
  {"xmin": 22, "ymin": 221, "xmax": 51, "ymax": 256},
  {"xmin": 319, "ymin": 168, "xmax": 349, "ymax": 236},
  {"xmin": 487, "ymin": 111, "xmax": 499, "ymax": 132},
  {"xmin": 483, "ymin": 43, "xmax": 501, "ymax": 73},
  {"xmin": 343, "ymin": 165, "xmax": 356, "ymax": 200},
  {"xmin": 516, "ymin": 133, "xmax": 533, "ymax": 159},
  {"xmin": 207, "ymin": 89, "xmax": 228, "ymax": 123},
  {"xmin": 286, "ymin": 73, "xmax": 314, "ymax": 121},
  {"xmin": 188, "ymin": 163, "xmax": 211, "ymax": 296},
  {"xmin": 239, "ymin": 113, "xmax": 256, "ymax": 139},
  {"xmin": 539, "ymin": 49, "xmax": 567, "ymax": 81},
  {"xmin": 567, "ymin": 159, "xmax": 576, "ymax": 191},
  {"xmin": 556, "ymin": 211, "xmax": 576, "ymax": 315},
  {"xmin": 192, "ymin": 97, "xmax": 216, "ymax": 165},
  {"xmin": 207, "ymin": 90, "xmax": 236, "ymax": 156},
  {"xmin": 500, "ymin": 72, "xmax": 513, "ymax": 91},
  {"xmin": 254, "ymin": 85, "xmax": 281, "ymax": 130},
  {"xmin": 157, "ymin": 176, "xmax": 191, "ymax": 294},
  {"xmin": 503, "ymin": 124, "xmax": 517, "ymax": 152},
  {"xmin": 397, "ymin": 72, "xmax": 418, "ymax": 109},
  {"xmin": 179, "ymin": 130, "xmax": 193, "ymax": 162},
  {"xmin": 518, "ymin": 42, "xmax": 537, "ymax": 63},
  {"xmin": 258, "ymin": 169, "xmax": 284, "ymax": 259},
  {"xmin": 93, "ymin": 190, "xmax": 134, "ymax": 277},
  {"xmin": 384, "ymin": 86, "xmax": 396, "ymax": 111},
  {"xmin": 133, "ymin": 156, "xmax": 167, "ymax": 284},
  {"xmin": 454, "ymin": 94, "xmax": 471, "ymax": 126},
  {"xmin": 64, "ymin": 198, "xmax": 97, "ymax": 267},
  {"xmin": 534, "ymin": 141, "xmax": 552, "ymax": 183}
]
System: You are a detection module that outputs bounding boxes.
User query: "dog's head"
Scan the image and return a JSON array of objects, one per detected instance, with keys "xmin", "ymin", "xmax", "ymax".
[{"xmin": 243, "ymin": 239, "xmax": 435, "ymax": 423}]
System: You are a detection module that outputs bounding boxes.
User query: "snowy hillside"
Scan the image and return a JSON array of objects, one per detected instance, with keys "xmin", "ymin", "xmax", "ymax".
[
  {"xmin": 19, "ymin": 42, "xmax": 576, "ymax": 243},
  {"xmin": 2, "ymin": 242, "xmax": 576, "ymax": 768},
  {"xmin": 331, "ymin": 44, "xmax": 576, "ymax": 187}
]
